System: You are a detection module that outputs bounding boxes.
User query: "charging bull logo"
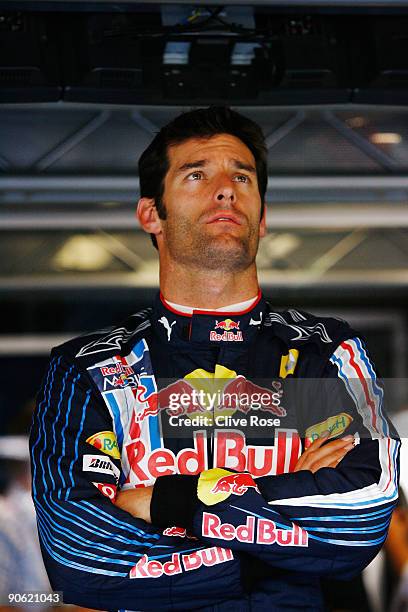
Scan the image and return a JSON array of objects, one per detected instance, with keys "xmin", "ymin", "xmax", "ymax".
[
  {"xmin": 211, "ymin": 472, "xmax": 259, "ymax": 496},
  {"xmin": 156, "ymin": 365, "xmax": 285, "ymax": 420},
  {"xmin": 163, "ymin": 526, "xmax": 187, "ymax": 537},
  {"xmin": 215, "ymin": 319, "xmax": 240, "ymax": 331},
  {"xmin": 198, "ymin": 467, "xmax": 260, "ymax": 506},
  {"xmin": 162, "ymin": 526, "xmax": 198, "ymax": 540},
  {"xmin": 211, "ymin": 319, "xmax": 243, "ymax": 342}
]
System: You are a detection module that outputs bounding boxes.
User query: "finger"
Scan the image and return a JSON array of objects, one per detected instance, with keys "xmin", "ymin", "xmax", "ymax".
[
  {"xmin": 315, "ymin": 442, "xmax": 355, "ymax": 466},
  {"xmin": 297, "ymin": 442, "xmax": 354, "ymax": 472},
  {"xmin": 304, "ymin": 430, "xmax": 330, "ymax": 451},
  {"xmin": 303, "ymin": 441, "xmax": 353, "ymax": 468},
  {"xmin": 295, "ymin": 432, "xmax": 331, "ymax": 470},
  {"xmin": 296, "ymin": 431, "xmax": 352, "ymax": 471},
  {"xmin": 308, "ymin": 436, "xmax": 355, "ymax": 459},
  {"xmin": 307, "ymin": 444, "xmax": 355, "ymax": 472}
]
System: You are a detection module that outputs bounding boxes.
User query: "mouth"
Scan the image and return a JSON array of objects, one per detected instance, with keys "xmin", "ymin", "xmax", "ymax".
[{"xmin": 207, "ymin": 213, "xmax": 242, "ymax": 225}]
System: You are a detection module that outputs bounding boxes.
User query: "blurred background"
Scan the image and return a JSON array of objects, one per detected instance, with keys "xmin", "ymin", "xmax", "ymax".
[{"xmin": 1, "ymin": 1, "xmax": 408, "ymax": 610}]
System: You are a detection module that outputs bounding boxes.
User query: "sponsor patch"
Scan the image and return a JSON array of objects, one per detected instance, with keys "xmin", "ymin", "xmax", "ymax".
[
  {"xmin": 87, "ymin": 431, "xmax": 121, "ymax": 459},
  {"xmin": 83, "ymin": 454, "xmax": 120, "ymax": 481},
  {"xmin": 279, "ymin": 349, "xmax": 299, "ymax": 378},
  {"xmin": 129, "ymin": 547, "xmax": 234, "ymax": 579},
  {"xmin": 210, "ymin": 319, "xmax": 243, "ymax": 342},
  {"xmin": 197, "ymin": 467, "xmax": 259, "ymax": 506},
  {"xmin": 92, "ymin": 482, "xmax": 117, "ymax": 501},
  {"xmin": 202, "ymin": 512, "xmax": 308, "ymax": 547},
  {"xmin": 158, "ymin": 316, "xmax": 176, "ymax": 341},
  {"xmin": 305, "ymin": 412, "xmax": 353, "ymax": 447},
  {"xmin": 124, "ymin": 429, "xmax": 301, "ymax": 487},
  {"xmin": 264, "ymin": 312, "xmax": 332, "ymax": 343},
  {"xmin": 162, "ymin": 526, "xmax": 198, "ymax": 540},
  {"xmin": 163, "ymin": 526, "xmax": 187, "ymax": 537}
]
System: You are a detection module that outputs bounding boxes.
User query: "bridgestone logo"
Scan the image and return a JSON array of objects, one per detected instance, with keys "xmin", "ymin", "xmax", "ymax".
[
  {"xmin": 83, "ymin": 454, "xmax": 120, "ymax": 481},
  {"xmin": 90, "ymin": 458, "xmax": 111, "ymax": 470}
]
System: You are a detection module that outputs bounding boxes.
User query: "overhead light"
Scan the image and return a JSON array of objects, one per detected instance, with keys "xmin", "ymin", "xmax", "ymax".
[
  {"xmin": 53, "ymin": 235, "xmax": 112, "ymax": 271},
  {"xmin": 345, "ymin": 116, "xmax": 367, "ymax": 128},
  {"xmin": 257, "ymin": 233, "xmax": 300, "ymax": 267},
  {"xmin": 163, "ymin": 42, "xmax": 191, "ymax": 65},
  {"xmin": 231, "ymin": 43, "xmax": 261, "ymax": 66},
  {"xmin": 265, "ymin": 233, "xmax": 301, "ymax": 258},
  {"xmin": 370, "ymin": 132, "xmax": 402, "ymax": 144}
]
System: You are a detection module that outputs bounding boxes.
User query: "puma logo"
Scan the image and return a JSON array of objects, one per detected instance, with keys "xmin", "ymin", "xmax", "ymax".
[
  {"xmin": 158, "ymin": 316, "xmax": 176, "ymax": 341},
  {"xmin": 249, "ymin": 312, "xmax": 263, "ymax": 326}
]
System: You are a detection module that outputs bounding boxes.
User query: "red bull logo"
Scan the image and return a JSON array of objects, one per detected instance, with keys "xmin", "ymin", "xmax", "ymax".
[
  {"xmin": 163, "ymin": 526, "xmax": 187, "ymax": 537},
  {"xmin": 211, "ymin": 472, "xmax": 259, "ymax": 496},
  {"xmin": 129, "ymin": 547, "xmax": 234, "ymax": 579},
  {"xmin": 211, "ymin": 319, "xmax": 243, "ymax": 342},
  {"xmin": 92, "ymin": 482, "xmax": 117, "ymax": 501},
  {"xmin": 162, "ymin": 526, "xmax": 198, "ymax": 540},
  {"xmin": 123, "ymin": 430, "xmax": 301, "ymax": 488},
  {"xmin": 214, "ymin": 319, "xmax": 240, "ymax": 331},
  {"xmin": 100, "ymin": 363, "xmax": 134, "ymax": 378},
  {"xmin": 202, "ymin": 513, "xmax": 308, "ymax": 547}
]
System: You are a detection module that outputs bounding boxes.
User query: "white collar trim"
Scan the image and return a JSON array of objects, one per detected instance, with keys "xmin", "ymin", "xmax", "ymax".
[{"xmin": 164, "ymin": 295, "xmax": 259, "ymax": 315}]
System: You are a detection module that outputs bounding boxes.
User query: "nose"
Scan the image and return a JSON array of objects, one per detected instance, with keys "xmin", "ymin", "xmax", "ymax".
[{"xmin": 214, "ymin": 178, "xmax": 236, "ymax": 204}]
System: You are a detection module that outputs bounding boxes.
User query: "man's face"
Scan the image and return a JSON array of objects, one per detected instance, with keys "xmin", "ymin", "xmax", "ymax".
[{"xmin": 157, "ymin": 134, "xmax": 265, "ymax": 272}]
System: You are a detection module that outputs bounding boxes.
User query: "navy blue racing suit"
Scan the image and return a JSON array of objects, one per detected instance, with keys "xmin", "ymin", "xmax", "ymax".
[{"xmin": 30, "ymin": 293, "xmax": 399, "ymax": 610}]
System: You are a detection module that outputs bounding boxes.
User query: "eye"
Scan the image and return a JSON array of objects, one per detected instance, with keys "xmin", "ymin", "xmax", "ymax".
[
  {"xmin": 234, "ymin": 174, "xmax": 250, "ymax": 183},
  {"xmin": 187, "ymin": 171, "xmax": 204, "ymax": 180}
]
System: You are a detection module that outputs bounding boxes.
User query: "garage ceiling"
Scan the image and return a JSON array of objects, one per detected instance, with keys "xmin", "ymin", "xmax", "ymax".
[
  {"xmin": 1, "ymin": 0, "xmax": 408, "ymax": 291},
  {"xmin": 0, "ymin": 103, "xmax": 407, "ymax": 290}
]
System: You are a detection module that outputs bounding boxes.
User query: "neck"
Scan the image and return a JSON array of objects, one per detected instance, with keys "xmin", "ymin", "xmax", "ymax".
[{"xmin": 159, "ymin": 259, "xmax": 260, "ymax": 310}]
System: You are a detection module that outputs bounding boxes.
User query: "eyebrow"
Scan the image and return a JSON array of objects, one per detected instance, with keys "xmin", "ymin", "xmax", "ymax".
[
  {"xmin": 175, "ymin": 158, "xmax": 256, "ymax": 174},
  {"xmin": 176, "ymin": 160, "xmax": 207, "ymax": 173}
]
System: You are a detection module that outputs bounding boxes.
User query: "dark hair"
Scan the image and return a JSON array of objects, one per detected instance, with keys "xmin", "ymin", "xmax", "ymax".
[{"xmin": 138, "ymin": 106, "xmax": 268, "ymax": 249}]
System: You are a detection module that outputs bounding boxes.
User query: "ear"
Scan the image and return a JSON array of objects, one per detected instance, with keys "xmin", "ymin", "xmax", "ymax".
[
  {"xmin": 136, "ymin": 197, "xmax": 162, "ymax": 236},
  {"xmin": 259, "ymin": 205, "xmax": 266, "ymax": 238}
]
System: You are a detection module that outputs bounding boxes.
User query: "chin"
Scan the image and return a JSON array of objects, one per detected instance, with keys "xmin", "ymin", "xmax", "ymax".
[{"xmin": 202, "ymin": 240, "xmax": 256, "ymax": 271}]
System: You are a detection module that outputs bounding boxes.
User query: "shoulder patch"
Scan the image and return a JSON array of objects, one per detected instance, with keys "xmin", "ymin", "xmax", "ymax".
[
  {"xmin": 264, "ymin": 311, "xmax": 332, "ymax": 344},
  {"xmin": 263, "ymin": 304, "xmax": 357, "ymax": 357},
  {"xmin": 71, "ymin": 308, "xmax": 152, "ymax": 359},
  {"xmin": 305, "ymin": 413, "xmax": 353, "ymax": 447},
  {"xmin": 279, "ymin": 349, "xmax": 299, "ymax": 378},
  {"xmin": 86, "ymin": 431, "xmax": 121, "ymax": 459}
]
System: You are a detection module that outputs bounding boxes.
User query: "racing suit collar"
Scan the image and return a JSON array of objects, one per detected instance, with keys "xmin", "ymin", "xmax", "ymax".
[{"xmin": 153, "ymin": 290, "xmax": 265, "ymax": 345}]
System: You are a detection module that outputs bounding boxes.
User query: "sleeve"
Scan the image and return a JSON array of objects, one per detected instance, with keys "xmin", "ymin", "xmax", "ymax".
[
  {"xmin": 151, "ymin": 336, "xmax": 400, "ymax": 579},
  {"xmin": 30, "ymin": 352, "xmax": 245, "ymax": 611}
]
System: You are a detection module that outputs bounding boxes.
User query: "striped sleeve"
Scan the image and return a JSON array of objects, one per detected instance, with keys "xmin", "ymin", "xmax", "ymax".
[
  {"xmin": 185, "ymin": 337, "xmax": 399, "ymax": 578},
  {"xmin": 30, "ymin": 354, "xmax": 244, "ymax": 611}
]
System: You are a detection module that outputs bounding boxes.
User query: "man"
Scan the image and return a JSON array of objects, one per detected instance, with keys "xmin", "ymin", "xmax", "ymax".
[
  {"xmin": 30, "ymin": 107, "xmax": 399, "ymax": 611},
  {"xmin": 0, "ymin": 441, "xmax": 50, "ymax": 606}
]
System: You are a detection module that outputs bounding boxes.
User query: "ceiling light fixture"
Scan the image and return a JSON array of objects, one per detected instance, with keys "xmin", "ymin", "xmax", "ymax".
[{"xmin": 370, "ymin": 132, "xmax": 402, "ymax": 144}]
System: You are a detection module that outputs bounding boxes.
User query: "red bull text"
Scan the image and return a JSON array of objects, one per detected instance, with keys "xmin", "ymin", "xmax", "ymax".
[
  {"xmin": 202, "ymin": 513, "xmax": 308, "ymax": 547},
  {"xmin": 129, "ymin": 547, "xmax": 234, "ymax": 579},
  {"xmin": 124, "ymin": 430, "xmax": 301, "ymax": 485},
  {"xmin": 211, "ymin": 319, "xmax": 243, "ymax": 342}
]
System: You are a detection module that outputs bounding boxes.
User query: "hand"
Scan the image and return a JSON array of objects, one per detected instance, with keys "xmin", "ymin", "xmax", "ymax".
[
  {"xmin": 114, "ymin": 486, "xmax": 153, "ymax": 523},
  {"xmin": 294, "ymin": 432, "xmax": 355, "ymax": 473}
]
